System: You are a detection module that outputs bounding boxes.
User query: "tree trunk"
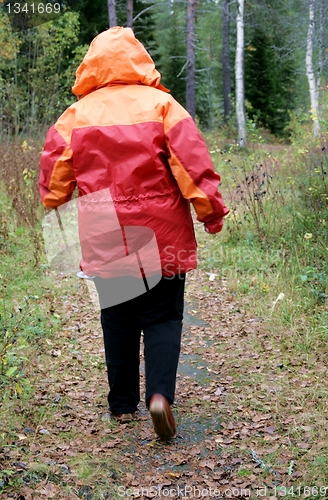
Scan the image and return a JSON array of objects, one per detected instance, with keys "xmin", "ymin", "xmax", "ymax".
[
  {"xmin": 127, "ymin": 0, "xmax": 133, "ymax": 28},
  {"xmin": 306, "ymin": 0, "xmax": 320, "ymax": 138},
  {"xmin": 186, "ymin": 0, "xmax": 197, "ymax": 120},
  {"xmin": 222, "ymin": 0, "xmax": 232, "ymax": 121},
  {"xmin": 108, "ymin": 0, "xmax": 117, "ymax": 28},
  {"xmin": 235, "ymin": 0, "xmax": 246, "ymax": 147}
]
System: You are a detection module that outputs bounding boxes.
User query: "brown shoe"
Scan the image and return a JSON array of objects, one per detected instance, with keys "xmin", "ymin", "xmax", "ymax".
[
  {"xmin": 113, "ymin": 413, "xmax": 134, "ymax": 423},
  {"xmin": 149, "ymin": 394, "xmax": 176, "ymax": 439}
]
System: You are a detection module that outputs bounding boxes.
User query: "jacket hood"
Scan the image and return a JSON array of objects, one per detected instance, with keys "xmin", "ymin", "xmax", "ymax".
[{"xmin": 72, "ymin": 26, "xmax": 169, "ymax": 97}]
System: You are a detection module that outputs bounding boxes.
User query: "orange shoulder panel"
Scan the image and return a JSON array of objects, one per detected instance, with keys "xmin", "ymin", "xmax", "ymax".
[
  {"xmin": 163, "ymin": 101, "xmax": 228, "ymax": 223},
  {"xmin": 166, "ymin": 144, "xmax": 214, "ymax": 219}
]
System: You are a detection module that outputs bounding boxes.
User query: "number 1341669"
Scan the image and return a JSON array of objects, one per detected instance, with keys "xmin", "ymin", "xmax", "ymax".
[
  {"xmin": 6, "ymin": 3, "xmax": 61, "ymax": 14},
  {"xmin": 274, "ymin": 486, "xmax": 328, "ymax": 497}
]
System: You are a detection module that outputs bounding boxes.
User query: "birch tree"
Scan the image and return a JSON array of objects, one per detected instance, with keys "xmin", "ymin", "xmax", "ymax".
[
  {"xmin": 235, "ymin": 0, "xmax": 246, "ymax": 147},
  {"xmin": 186, "ymin": 0, "xmax": 197, "ymax": 119},
  {"xmin": 222, "ymin": 0, "xmax": 232, "ymax": 121},
  {"xmin": 306, "ymin": 0, "xmax": 320, "ymax": 138},
  {"xmin": 108, "ymin": 0, "xmax": 117, "ymax": 27}
]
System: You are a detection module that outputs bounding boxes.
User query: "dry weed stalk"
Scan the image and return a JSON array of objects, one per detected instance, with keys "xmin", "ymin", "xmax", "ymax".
[
  {"xmin": 226, "ymin": 152, "xmax": 283, "ymax": 240},
  {"xmin": 0, "ymin": 139, "xmax": 44, "ymax": 265}
]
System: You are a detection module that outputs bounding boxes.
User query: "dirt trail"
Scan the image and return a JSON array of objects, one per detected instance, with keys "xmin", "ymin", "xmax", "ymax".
[{"xmin": 1, "ymin": 269, "xmax": 319, "ymax": 499}]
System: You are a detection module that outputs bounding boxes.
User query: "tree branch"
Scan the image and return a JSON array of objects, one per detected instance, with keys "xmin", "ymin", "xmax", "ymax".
[
  {"xmin": 133, "ymin": 3, "xmax": 155, "ymax": 23},
  {"xmin": 177, "ymin": 61, "xmax": 188, "ymax": 78}
]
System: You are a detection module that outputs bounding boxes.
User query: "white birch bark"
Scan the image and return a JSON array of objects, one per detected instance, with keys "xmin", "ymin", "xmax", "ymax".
[
  {"xmin": 223, "ymin": 0, "xmax": 232, "ymax": 121},
  {"xmin": 306, "ymin": 0, "xmax": 321, "ymax": 138},
  {"xmin": 235, "ymin": 0, "xmax": 246, "ymax": 147},
  {"xmin": 108, "ymin": 0, "xmax": 117, "ymax": 28},
  {"xmin": 316, "ymin": 0, "xmax": 323, "ymax": 90}
]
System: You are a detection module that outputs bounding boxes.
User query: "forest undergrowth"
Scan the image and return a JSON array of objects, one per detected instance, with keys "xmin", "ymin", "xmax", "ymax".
[{"xmin": 0, "ymin": 130, "xmax": 327, "ymax": 499}]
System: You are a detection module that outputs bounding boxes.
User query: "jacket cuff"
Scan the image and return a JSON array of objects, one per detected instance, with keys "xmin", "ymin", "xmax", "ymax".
[{"xmin": 204, "ymin": 216, "xmax": 224, "ymax": 234}]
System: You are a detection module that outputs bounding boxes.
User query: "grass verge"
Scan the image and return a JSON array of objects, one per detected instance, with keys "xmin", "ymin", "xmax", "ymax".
[{"xmin": 194, "ymin": 132, "xmax": 328, "ymax": 486}]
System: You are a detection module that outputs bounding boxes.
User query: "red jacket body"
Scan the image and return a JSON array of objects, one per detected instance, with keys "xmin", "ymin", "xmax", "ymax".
[{"xmin": 39, "ymin": 27, "xmax": 229, "ymax": 278}]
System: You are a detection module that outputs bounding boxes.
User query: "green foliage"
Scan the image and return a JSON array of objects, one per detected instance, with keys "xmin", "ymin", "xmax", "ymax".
[
  {"xmin": 0, "ymin": 281, "xmax": 32, "ymax": 397},
  {"xmin": 245, "ymin": 25, "xmax": 297, "ymax": 136},
  {"xmin": 154, "ymin": 0, "xmax": 187, "ymax": 107},
  {"xmin": 194, "ymin": 1, "xmax": 224, "ymax": 128},
  {"xmin": 154, "ymin": 0, "xmax": 223, "ymax": 127},
  {"xmin": 287, "ymin": 98, "xmax": 328, "ymax": 147},
  {"xmin": 0, "ymin": 10, "xmax": 81, "ymax": 137},
  {"xmin": 0, "ymin": 140, "xmax": 46, "ymax": 263},
  {"xmin": 1, "ymin": 0, "xmax": 325, "ymax": 140},
  {"xmin": 194, "ymin": 77, "xmax": 211, "ymax": 128},
  {"xmin": 0, "ymin": 223, "xmax": 57, "ymax": 397},
  {"xmin": 206, "ymin": 131, "xmax": 328, "ymax": 324},
  {"xmin": 215, "ymin": 146, "xmax": 282, "ymax": 242},
  {"xmin": 286, "ymin": 108, "xmax": 314, "ymax": 147},
  {"xmin": 122, "ymin": 0, "xmax": 158, "ymax": 55},
  {"xmin": 65, "ymin": 0, "xmax": 157, "ymax": 49},
  {"xmin": 286, "ymin": 148, "xmax": 328, "ymax": 306},
  {"xmin": 64, "ymin": 0, "xmax": 108, "ymax": 43}
]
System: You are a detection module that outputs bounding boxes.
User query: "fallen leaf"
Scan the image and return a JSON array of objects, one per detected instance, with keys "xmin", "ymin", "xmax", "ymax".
[
  {"xmin": 297, "ymin": 442, "xmax": 311, "ymax": 449},
  {"xmin": 252, "ymin": 414, "xmax": 271, "ymax": 423},
  {"xmin": 51, "ymin": 350, "xmax": 61, "ymax": 357},
  {"xmin": 38, "ymin": 482, "xmax": 59, "ymax": 498},
  {"xmin": 199, "ymin": 460, "xmax": 216, "ymax": 470},
  {"xmin": 17, "ymin": 434, "xmax": 27, "ymax": 440}
]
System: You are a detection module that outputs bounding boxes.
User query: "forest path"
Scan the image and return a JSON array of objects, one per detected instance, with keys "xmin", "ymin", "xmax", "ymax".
[{"xmin": 3, "ymin": 269, "xmax": 311, "ymax": 499}]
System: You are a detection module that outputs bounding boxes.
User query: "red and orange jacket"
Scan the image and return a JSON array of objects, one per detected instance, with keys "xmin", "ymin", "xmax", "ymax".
[{"xmin": 39, "ymin": 27, "xmax": 229, "ymax": 277}]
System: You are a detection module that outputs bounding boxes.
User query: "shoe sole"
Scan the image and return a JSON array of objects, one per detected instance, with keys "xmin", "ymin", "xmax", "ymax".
[{"xmin": 150, "ymin": 400, "xmax": 175, "ymax": 439}]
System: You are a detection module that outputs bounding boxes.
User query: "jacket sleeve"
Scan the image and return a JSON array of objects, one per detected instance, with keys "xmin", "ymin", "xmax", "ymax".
[
  {"xmin": 163, "ymin": 96, "xmax": 229, "ymax": 234},
  {"xmin": 39, "ymin": 108, "xmax": 76, "ymax": 208}
]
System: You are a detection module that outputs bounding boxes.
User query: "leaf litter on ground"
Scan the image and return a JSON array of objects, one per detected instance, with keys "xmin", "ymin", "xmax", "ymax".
[{"xmin": 1, "ymin": 269, "xmax": 327, "ymax": 499}]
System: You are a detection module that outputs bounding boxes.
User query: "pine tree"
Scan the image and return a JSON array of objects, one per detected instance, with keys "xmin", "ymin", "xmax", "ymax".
[
  {"xmin": 154, "ymin": 0, "xmax": 187, "ymax": 107},
  {"xmin": 244, "ymin": 1, "xmax": 297, "ymax": 136}
]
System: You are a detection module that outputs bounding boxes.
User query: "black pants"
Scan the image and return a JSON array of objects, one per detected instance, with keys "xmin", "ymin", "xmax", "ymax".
[{"xmin": 94, "ymin": 274, "xmax": 185, "ymax": 414}]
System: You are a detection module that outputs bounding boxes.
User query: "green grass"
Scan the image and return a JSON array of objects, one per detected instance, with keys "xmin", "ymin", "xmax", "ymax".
[
  {"xmin": 0, "ymin": 189, "xmax": 80, "ymax": 494},
  {"xmin": 198, "ymin": 136, "xmax": 327, "ymax": 341},
  {"xmin": 194, "ymin": 131, "xmax": 328, "ymax": 486}
]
